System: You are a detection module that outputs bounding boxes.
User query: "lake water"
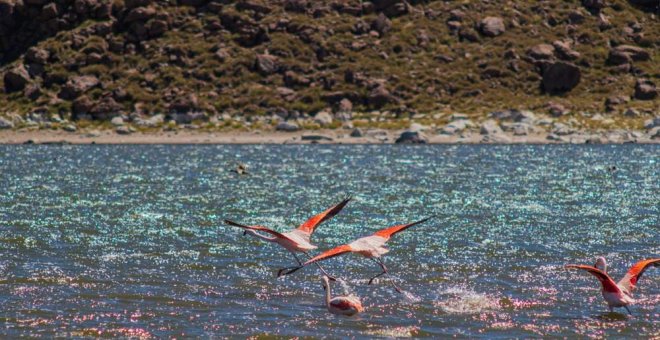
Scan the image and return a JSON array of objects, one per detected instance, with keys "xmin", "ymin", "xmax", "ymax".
[{"xmin": 0, "ymin": 145, "xmax": 658, "ymax": 338}]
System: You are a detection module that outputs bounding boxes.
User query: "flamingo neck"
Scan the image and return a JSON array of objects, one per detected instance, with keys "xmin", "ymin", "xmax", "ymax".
[
  {"xmin": 245, "ymin": 230, "xmax": 276, "ymax": 242},
  {"xmin": 324, "ymin": 282, "xmax": 332, "ymax": 308}
]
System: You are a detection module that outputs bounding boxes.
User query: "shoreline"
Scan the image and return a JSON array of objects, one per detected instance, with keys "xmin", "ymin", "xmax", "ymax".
[{"xmin": 0, "ymin": 128, "xmax": 658, "ymax": 145}]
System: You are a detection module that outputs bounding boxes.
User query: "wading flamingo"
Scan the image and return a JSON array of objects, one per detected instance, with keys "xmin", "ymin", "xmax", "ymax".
[
  {"xmin": 321, "ymin": 275, "xmax": 364, "ymax": 316},
  {"xmin": 282, "ymin": 216, "xmax": 433, "ymax": 293},
  {"xmin": 565, "ymin": 257, "xmax": 660, "ymax": 314},
  {"xmin": 224, "ymin": 197, "xmax": 351, "ymax": 279}
]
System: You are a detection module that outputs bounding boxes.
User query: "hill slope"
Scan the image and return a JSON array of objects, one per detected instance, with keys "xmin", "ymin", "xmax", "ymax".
[{"xmin": 0, "ymin": 0, "xmax": 658, "ymax": 131}]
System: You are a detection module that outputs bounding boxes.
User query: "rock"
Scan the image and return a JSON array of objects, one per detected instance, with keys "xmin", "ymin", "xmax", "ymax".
[
  {"xmin": 4, "ymin": 64, "xmax": 31, "ymax": 93},
  {"xmin": 441, "ymin": 119, "xmax": 473, "ymax": 135},
  {"xmin": 111, "ymin": 116, "xmax": 125, "ymax": 126},
  {"xmin": 59, "ymin": 75, "xmax": 99, "ymax": 100},
  {"xmin": 582, "ymin": 0, "xmax": 606, "ymax": 11},
  {"xmin": 125, "ymin": 6, "xmax": 156, "ymax": 23},
  {"xmin": 449, "ymin": 113, "xmax": 469, "ymax": 121},
  {"xmin": 480, "ymin": 119, "xmax": 503, "ymax": 135},
  {"xmin": 623, "ymin": 108, "xmax": 639, "ymax": 117},
  {"xmin": 527, "ymin": 44, "xmax": 555, "ymax": 60},
  {"xmin": 313, "ymin": 110, "xmax": 333, "ymax": 126},
  {"xmin": 367, "ymin": 85, "xmax": 397, "ymax": 108},
  {"xmin": 371, "ymin": 13, "xmax": 391, "ymax": 35},
  {"xmin": 648, "ymin": 126, "xmax": 660, "ymax": 139},
  {"xmin": 629, "ymin": 0, "xmax": 658, "ymax": 8},
  {"xmin": 542, "ymin": 62, "xmax": 581, "ymax": 93},
  {"xmin": 0, "ymin": 117, "xmax": 14, "ymax": 129},
  {"xmin": 482, "ymin": 133, "xmax": 511, "ymax": 143},
  {"xmin": 62, "ymin": 124, "xmax": 77, "ymax": 132},
  {"xmin": 135, "ymin": 114, "xmax": 164, "ymax": 127},
  {"xmin": 548, "ymin": 102, "xmax": 569, "ymax": 117},
  {"xmin": 552, "ymin": 122, "xmax": 574, "ymax": 135},
  {"xmin": 479, "ymin": 17, "xmax": 505, "ymax": 37},
  {"xmin": 25, "ymin": 47, "xmax": 49, "ymax": 64},
  {"xmin": 552, "ymin": 41, "xmax": 580, "ymax": 60},
  {"xmin": 116, "ymin": 126, "xmax": 133, "ymax": 135},
  {"xmin": 337, "ymin": 98, "xmax": 353, "ymax": 113},
  {"xmin": 301, "ymin": 134, "xmax": 333, "ymax": 141},
  {"xmin": 395, "ymin": 131, "xmax": 427, "ymax": 144},
  {"xmin": 607, "ymin": 50, "xmax": 632, "ymax": 66},
  {"xmin": 169, "ymin": 93, "xmax": 199, "ymax": 113},
  {"xmin": 350, "ymin": 128, "xmax": 364, "ymax": 137},
  {"xmin": 276, "ymin": 121, "xmax": 300, "ymax": 132},
  {"xmin": 23, "ymin": 83, "xmax": 41, "ymax": 100},
  {"xmin": 254, "ymin": 54, "xmax": 279, "ymax": 75},
  {"xmin": 643, "ymin": 117, "xmax": 660, "ymax": 129},
  {"xmin": 612, "ymin": 45, "xmax": 650, "ymax": 62},
  {"xmin": 634, "ymin": 79, "xmax": 657, "ymax": 100}
]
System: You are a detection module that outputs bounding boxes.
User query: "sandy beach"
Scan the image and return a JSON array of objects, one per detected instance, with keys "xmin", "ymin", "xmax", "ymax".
[{"xmin": 0, "ymin": 128, "xmax": 657, "ymax": 145}]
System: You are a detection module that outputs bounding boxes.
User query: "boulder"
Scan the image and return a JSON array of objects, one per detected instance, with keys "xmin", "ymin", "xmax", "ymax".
[
  {"xmin": 440, "ymin": 119, "xmax": 473, "ymax": 135},
  {"xmin": 552, "ymin": 41, "xmax": 580, "ymax": 60},
  {"xmin": 0, "ymin": 117, "xmax": 14, "ymax": 129},
  {"xmin": 479, "ymin": 17, "xmax": 505, "ymax": 37},
  {"xmin": 135, "ymin": 114, "xmax": 165, "ymax": 127},
  {"xmin": 111, "ymin": 116, "xmax": 125, "ymax": 126},
  {"xmin": 25, "ymin": 47, "xmax": 49, "ymax": 64},
  {"xmin": 367, "ymin": 85, "xmax": 397, "ymax": 108},
  {"xmin": 4, "ymin": 64, "xmax": 31, "ymax": 93},
  {"xmin": 480, "ymin": 119, "xmax": 503, "ymax": 135},
  {"xmin": 276, "ymin": 121, "xmax": 300, "ymax": 132},
  {"xmin": 254, "ymin": 54, "xmax": 278, "ymax": 75},
  {"xmin": 634, "ymin": 79, "xmax": 657, "ymax": 100},
  {"xmin": 59, "ymin": 75, "xmax": 100, "ymax": 99},
  {"xmin": 612, "ymin": 45, "xmax": 650, "ymax": 62},
  {"xmin": 395, "ymin": 131, "xmax": 427, "ymax": 144},
  {"xmin": 313, "ymin": 110, "xmax": 333, "ymax": 126},
  {"xmin": 350, "ymin": 128, "xmax": 364, "ymax": 137},
  {"xmin": 125, "ymin": 6, "xmax": 156, "ymax": 23},
  {"xmin": 542, "ymin": 62, "xmax": 581, "ymax": 93},
  {"xmin": 548, "ymin": 102, "xmax": 569, "ymax": 116},
  {"xmin": 371, "ymin": 13, "xmax": 392, "ymax": 35},
  {"xmin": 527, "ymin": 44, "xmax": 555, "ymax": 60}
]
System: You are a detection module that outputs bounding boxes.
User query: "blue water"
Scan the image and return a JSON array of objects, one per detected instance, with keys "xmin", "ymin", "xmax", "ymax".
[{"xmin": 0, "ymin": 145, "xmax": 658, "ymax": 338}]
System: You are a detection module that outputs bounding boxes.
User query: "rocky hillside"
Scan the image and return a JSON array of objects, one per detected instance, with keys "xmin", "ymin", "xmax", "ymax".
[{"xmin": 0, "ymin": 0, "xmax": 658, "ymax": 130}]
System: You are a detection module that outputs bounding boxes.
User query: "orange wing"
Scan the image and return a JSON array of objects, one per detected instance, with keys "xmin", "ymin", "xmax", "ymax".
[
  {"xmin": 296, "ymin": 197, "xmax": 351, "ymax": 235},
  {"xmin": 372, "ymin": 216, "xmax": 433, "ymax": 239},
  {"xmin": 224, "ymin": 219, "xmax": 293, "ymax": 242},
  {"xmin": 566, "ymin": 264, "xmax": 621, "ymax": 293},
  {"xmin": 618, "ymin": 258, "xmax": 660, "ymax": 293},
  {"xmin": 303, "ymin": 244, "xmax": 353, "ymax": 266}
]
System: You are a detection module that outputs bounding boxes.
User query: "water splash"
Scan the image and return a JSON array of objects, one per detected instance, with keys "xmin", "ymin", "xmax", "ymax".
[{"xmin": 434, "ymin": 286, "xmax": 500, "ymax": 314}]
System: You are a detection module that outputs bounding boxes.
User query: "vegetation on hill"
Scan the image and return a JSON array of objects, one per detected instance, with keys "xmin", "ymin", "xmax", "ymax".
[{"xmin": 0, "ymin": 0, "xmax": 657, "ymax": 131}]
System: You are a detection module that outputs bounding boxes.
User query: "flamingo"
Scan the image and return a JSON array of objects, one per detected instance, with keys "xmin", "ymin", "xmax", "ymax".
[
  {"xmin": 565, "ymin": 257, "xmax": 660, "ymax": 314},
  {"xmin": 282, "ymin": 216, "xmax": 433, "ymax": 293},
  {"xmin": 224, "ymin": 197, "xmax": 351, "ymax": 279},
  {"xmin": 321, "ymin": 275, "xmax": 364, "ymax": 316}
]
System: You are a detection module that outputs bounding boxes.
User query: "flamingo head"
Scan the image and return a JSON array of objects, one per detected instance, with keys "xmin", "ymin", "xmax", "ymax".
[
  {"xmin": 594, "ymin": 257, "xmax": 607, "ymax": 272},
  {"xmin": 321, "ymin": 275, "xmax": 331, "ymax": 290}
]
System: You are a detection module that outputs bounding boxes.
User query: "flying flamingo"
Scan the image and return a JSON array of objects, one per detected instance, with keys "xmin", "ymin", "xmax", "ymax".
[
  {"xmin": 321, "ymin": 275, "xmax": 364, "ymax": 316},
  {"xmin": 224, "ymin": 197, "xmax": 351, "ymax": 279},
  {"xmin": 565, "ymin": 257, "xmax": 660, "ymax": 314},
  {"xmin": 282, "ymin": 216, "xmax": 433, "ymax": 293}
]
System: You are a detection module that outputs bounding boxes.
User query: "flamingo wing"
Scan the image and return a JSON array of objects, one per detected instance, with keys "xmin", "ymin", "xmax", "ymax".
[
  {"xmin": 618, "ymin": 258, "xmax": 660, "ymax": 293},
  {"xmin": 565, "ymin": 264, "xmax": 621, "ymax": 293},
  {"xmin": 224, "ymin": 219, "xmax": 295, "ymax": 242},
  {"xmin": 303, "ymin": 244, "xmax": 353, "ymax": 266},
  {"xmin": 296, "ymin": 197, "xmax": 351, "ymax": 235},
  {"xmin": 372, "ymin": 216, "xmax": 433, "ymax": 239}
]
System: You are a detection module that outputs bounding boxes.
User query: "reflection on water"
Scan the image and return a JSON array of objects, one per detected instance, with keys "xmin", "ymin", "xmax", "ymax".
[{"xmin": 0, "ymin": 145, "xmax": 658, "ymax": 337}]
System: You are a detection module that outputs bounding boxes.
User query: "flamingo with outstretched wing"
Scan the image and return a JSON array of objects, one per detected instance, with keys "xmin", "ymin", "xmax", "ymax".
[
  {"xmin": 566, "ymin": 257, "xmax": 660, "ymax": 314},
  {"xmin": 225, "ymin": 197, "xmax": 351, "ymax": 279}
]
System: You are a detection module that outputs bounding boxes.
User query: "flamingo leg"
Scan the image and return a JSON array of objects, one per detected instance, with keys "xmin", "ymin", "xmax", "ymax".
[
  {"xmin": 276, "ymin": 252, "xmax": 304, "ymax": 277},
  {"xmin": 369, "ymin": 258, "xmax": 403, "ymax": 293},
  {"xmin": 303, "ymin": 251, "xmax": 337, "ymax": 281},
  {"xmin": 624, "ymin": 306, "xmax": 632, "ymax": 315}
]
